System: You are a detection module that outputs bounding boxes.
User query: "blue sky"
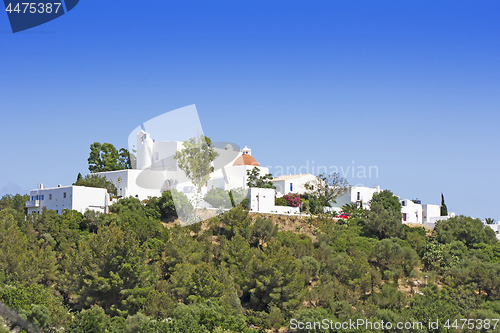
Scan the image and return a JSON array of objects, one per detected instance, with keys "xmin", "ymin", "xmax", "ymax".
[{"xmin": 1, "ymin": 1, "xmax": 499, "ymax": 220}]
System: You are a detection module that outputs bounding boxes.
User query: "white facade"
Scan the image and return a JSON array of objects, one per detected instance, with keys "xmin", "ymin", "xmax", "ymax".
[
  {"xmin": 26, "ymin": 185, "xmax": 109, "ymax": 215},
  {"xmin": 400, "ymin": 199, "xmax": 454, "ymax": 225},
  {"xmin": 97, "ymin": 131, "xmax": 269, "ymax": 206},
  {"xmin": 207, "ymin": 165, "xmax": 270, "ymax": 192},
  {"xmin": 273, "ymin": 173, "xmax": 318, "ymax": 196},
  {"xmin": 330, "ymin": 185, "xmax": 382, "ymax": 212},
  {"xmin": 484, "ymin": 222, "xmax": 500, "ymax": 241},
  {"xmin": 94, "ymin": 169, "xmax": 163, "ymax": 201},
  {"xmin": 248, "ymin": 187, "xmax": 300, "ymax": 214},
  {"xmin": 401, "ymin": 199, "xmax": 423, "ymax": 224},
  {"xmin": 422, "ymin": 204, "xmax": 442, "ymax": 223}
]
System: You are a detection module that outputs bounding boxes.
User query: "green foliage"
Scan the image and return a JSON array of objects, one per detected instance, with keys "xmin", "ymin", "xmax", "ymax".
[
  {"xmin": 402, "ymin": 225, "xmax": 428, "ymax": 257},
  {"xmin": 221, "ymin": 205, "xmax": 252, "ymax": 239},
  {"xmin": 204, "ymin": 188, "xmax": 232, "ymax": 209},
  {"xmin": 0, "ymin": 283, "xmax": 70, "ymax": 327},
  {"xmin": 485, "ymin": 217, "xmax": 495, "ymax": 225},
  {"xmin": 441, "ymin": 193, "xmax": 448, "ymax": 216},
  {"xmin": 88, "ymin": 142, "xmax": 131, "ymax": 173},
  {"xmin": 249, "ymin": 217, "xmax": 278, "ymax": 247},
  {"xmin": 174, "ymin": 136, "xmax": 219, "ymax": 192},
  {"xmin": 0, "ymin": 317, "xmax": 8, "ymax": 333},
  {"xmin": 275, "ymin": 197, "xmax": 287, "ymax": 206},
  {"xmin": 364, "ymin": 201, "xmax": 404, "ymax": 239},
  {"xmin": 246, "ymin": 167, "xmax": 275, "ymax": 189},
  {"xmin": 434, "ymin": 215, "xmax": 498, "ymax": 248},
  {"xmin": 74, "ymin": 173, "xmax": 118, "ymax": 195},
  {"xmin": 72, "ymin": 305, "xmax": 111, "ymax": 333},
  {"xmin": 229, "ymin": 188, "xmax": 247, "ymax": 207},
  {"xmin": 170, "ymin": 188, "xmax": 194, "ymax": 217},
  {"xmin": 304, "ymin": 173, "xmax": 349, "ymax": 213},
  {"xmin": 18, "ymin": 304, "xmax": 50, "ymax": 329},
  {"xmin": 370, "ymin": 190, "xmax": 401, "ymax": 215},
  {"xmin": 239, "ymin": 198, "xmax": 250, "ymax": 209},
  {"xmin": 0, "ymin": 194, "xmax": 29, "ymax": 215},
  {"xmin": 370, "ymin": 239, "xmax": 420, "ymax": 283},
  {"xmin": 4, "ymin": 185, "xmax": 500, "ymax": 332},
  {"xmin": 298, "ymin": 256, "xmax": 320, "ymax": 284}
]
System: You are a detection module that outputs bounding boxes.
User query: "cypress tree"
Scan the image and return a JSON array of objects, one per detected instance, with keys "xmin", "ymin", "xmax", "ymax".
[{"xmin": 440, "ymin": 193, "xmax": 448, "ymax": 216}]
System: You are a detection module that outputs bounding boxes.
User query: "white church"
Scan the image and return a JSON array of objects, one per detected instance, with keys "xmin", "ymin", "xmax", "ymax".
[{"xmin": 95, "ymin": 130, "xmax": 271, "ymax": 203}]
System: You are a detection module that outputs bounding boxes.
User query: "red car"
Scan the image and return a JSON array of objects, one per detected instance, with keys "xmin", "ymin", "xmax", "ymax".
[{"xmin": 335, "ymin": 213, "xmax": 350, "ymax": 219}]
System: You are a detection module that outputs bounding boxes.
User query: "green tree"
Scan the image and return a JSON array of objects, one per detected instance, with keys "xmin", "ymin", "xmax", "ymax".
[
  {"xmin": 441, "ymin": 193, "xmax": 448, "ymax": 216},
  {"xmin": 304, "ymin": 173, "xmax": 349, "ymax": 214},
  {"xmin": 434, "ymin": 215, "xmax": 498, "ymax": 248},
  {"xmin": 71, "ymin": 305, "xmax": 111, "ymax": 333},
  {"xmin": 88, "ymin": 142, "xmax": 131, "ymax": 173},
  {"xmin": 0, "ymin": 194, "xmax": 29, "ymax": 216},
  {"xmin": 485, "ymin": 218, "xmax": 495, "ymax": 225},
  {"xmin": 370, "ymin": 190, "xmax": 401, "ymax": 215},
  {"xmin": 74, "ymin": 174, "xmax": 117, "ymax": 195},
  {"xmin": 174, "ymin": 136, "xmax": 219, "ymax": 193},
  {"xmin": 364, "ymin": 201, "xmax": 404, "ymax": 240},
  {"xmin": 204, "ymin": 188, "xmax": 232, "ymax": 209},
  {"xmin": 246, "ymin": 167, "xmax": 275, "ymax": 189}
]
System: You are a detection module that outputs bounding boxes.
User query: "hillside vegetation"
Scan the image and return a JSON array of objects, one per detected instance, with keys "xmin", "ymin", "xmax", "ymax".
[{"xmin": 1, "ymin": 192, "xmax": 500, "ymax": 332}]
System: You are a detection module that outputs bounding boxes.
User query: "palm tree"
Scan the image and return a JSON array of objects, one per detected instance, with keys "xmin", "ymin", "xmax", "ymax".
[{"xmin": 485, "ymin": 218, "xmax": 495, "ymax": 224}]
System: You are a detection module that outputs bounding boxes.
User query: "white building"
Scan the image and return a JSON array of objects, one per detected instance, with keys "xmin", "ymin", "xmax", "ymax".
[
  {"xmin": 422, "ymin": 204, "xmax": 443, "ymax": 223},
  {"xmin": 400, "ymin": 198, "xmax": 454, "ymax": 227},
  {"xmin": 97, "ymin": 132, "xmax": 270, "ymax": 203},
  {"xmin": 207, "ymin": 146, "xmax": 270, "ymax": 192},
  {"xmin": 401, "ymin": 199, "xmax": 423, "ymax": 224},
  {"xmin": 25, "ymin": 184, "xmax": 109, "ymax": 215},
  {"xmin": 329, "ymin": 185, "xmax": 382, "ymax": 212},
  {"xmin": 249, "ymin": 188, "xmax": 300, "ymax": 215},
  {"xmin": 484, "ymin": 222, "xmax": 500, "ymax": 241},
  {"xmin": 272, "ymin": 173, "xmax": 318, "ymax": 196}
]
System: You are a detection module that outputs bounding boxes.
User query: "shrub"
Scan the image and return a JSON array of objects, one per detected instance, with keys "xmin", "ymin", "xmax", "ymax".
[
  {"xmin": 204, "ymin": 188, "xmax": 232, "ymax": 209},
  {"xmin": 283, "ymin": 193, "xmax": 301, "ymax": 207},
  {"xmin": 275, "ymin": 197, "xmax": 287, "ymax": 206}
]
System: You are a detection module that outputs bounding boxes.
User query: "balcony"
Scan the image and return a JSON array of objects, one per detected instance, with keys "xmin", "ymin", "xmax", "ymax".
[{"xmin": 25, "ymin": 200, "xmax": 40, "ymax": 208}]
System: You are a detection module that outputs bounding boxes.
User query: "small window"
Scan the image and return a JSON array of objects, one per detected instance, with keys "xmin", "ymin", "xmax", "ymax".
[
  {"xmin": 41, "ymin": 195, "xmax": 44, "ymax": 200},
  {"xmin": 357, "ymin": 192, "xmax": 360, "ymax": 201},
  {"xmin": 63, "ymin": 192, "xmax": 66, "ymax": 198},
  {"xmin": 290, "ymin": 183, "xmax": 293, "ymax": 192},
  {"xmin": 402, "ymin": 201, "xmax": 406, "ymax": 207},
  {"xmin": 403, "ymin": 213, "xmax": 407, "ymax": 222},
  {"xmin": 49, "ymin": 194, "xmax": 52, "ymax": 200},
  {"xmin": 31, "ymin": 196, "xmax": 34, "ymax": 200}
]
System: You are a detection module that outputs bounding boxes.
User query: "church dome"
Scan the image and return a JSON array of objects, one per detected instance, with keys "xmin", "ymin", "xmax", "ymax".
[{"xmin": 233, "ymin": 154, "xmax": 259, "ymax": 166}]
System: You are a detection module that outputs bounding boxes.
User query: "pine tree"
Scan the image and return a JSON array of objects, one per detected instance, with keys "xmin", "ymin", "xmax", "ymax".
[{"xmin": 440, "ymin": 193, "xmax": 448, "ymax": 216}]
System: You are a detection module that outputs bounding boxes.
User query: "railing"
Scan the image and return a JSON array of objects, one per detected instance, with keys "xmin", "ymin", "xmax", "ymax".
[{"xmin": 25, "ymin": 200, "xmax": 39, "ymax": 208}]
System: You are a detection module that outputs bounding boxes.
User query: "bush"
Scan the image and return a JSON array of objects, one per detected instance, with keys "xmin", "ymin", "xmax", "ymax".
[
  {"xmin": 239, "ymin": 198, "xmax": 250, "ymax": 209},
  {"xmin": 170, "ymin": 189, "xmax": 194, "ymax": 218},
  {"xmin": 275, "ymin": 197, "xmax": 287, "ymax": 206},
  {"xmin": 283, "ymin": 193, "xmax": 301, "ymax": 207},
  {"xmin": 434, "ymin": 215, "xmax": 498, "ymax": 248},
  {"xmin": 74, "ymin": 174, "xmax": 117, "ymax": 196},
  {"xmin": 204, "ymin": 188, "xmax": 232, "ymax": 209}
]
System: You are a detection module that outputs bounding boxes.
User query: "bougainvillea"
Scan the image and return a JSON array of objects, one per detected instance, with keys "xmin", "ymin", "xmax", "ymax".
[{"xmin": 283, "ymin": 193, "xmax": 301, "ymax": 207}]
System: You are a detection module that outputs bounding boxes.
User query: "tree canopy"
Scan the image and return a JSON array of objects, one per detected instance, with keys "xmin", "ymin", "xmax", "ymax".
[
  {"xmin": 1, "ymin": 186, "xmax": 500, "ymax": 332},
  {"xmin": 88, "ymin": 142, "xmax": 131, "ymax": 173},
  {"xmin": 173, "ymin": 135, "xmax": 219, "ymax": 208},
  {"xmin": 370, "ymin": 190, "xmax": 401, "ymax": 215},
  {"xmin": 245, "ymin": 167, "xmax": 275, "ymax": 189},
  {"xmin": 441, "ymin": 193, "xmax": 448, "ymax": 216},
  {"xmin": 73, "ymin": 174, "xmax": 118, "ymax": 196}
]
